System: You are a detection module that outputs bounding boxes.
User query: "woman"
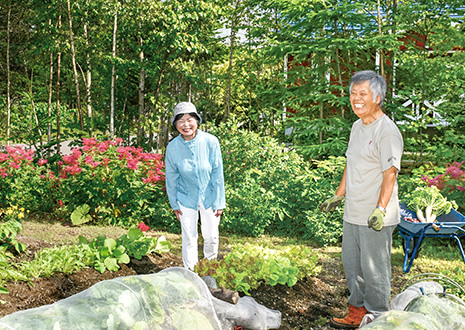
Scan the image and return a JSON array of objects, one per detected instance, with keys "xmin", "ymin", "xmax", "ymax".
[{"xmin": 165, "ymin": 101, "xmax": 226, "ymax": 271}]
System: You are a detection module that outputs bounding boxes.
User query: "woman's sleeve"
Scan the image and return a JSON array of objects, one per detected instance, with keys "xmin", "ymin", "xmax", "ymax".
[
  {"xmin": 165, "ymin": 147, "xmax": 180, "ymax": 210},
  {"xmin": 210, "ymin": 138, "xmax": 226, "ymax": 210}
]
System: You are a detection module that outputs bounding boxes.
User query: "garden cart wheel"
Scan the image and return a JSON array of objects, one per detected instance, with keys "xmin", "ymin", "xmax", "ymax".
[{"xmin": 402, "ymin": 237, "xmax": 421, "ymax": 258}]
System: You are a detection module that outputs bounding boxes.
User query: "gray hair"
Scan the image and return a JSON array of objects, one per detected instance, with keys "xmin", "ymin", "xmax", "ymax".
[{"xmin": 349, "ymin": 70, "xmax": 387, "ymax": 107}]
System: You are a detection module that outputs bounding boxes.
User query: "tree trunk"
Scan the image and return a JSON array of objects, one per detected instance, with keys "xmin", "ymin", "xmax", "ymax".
[
  {"xmin": 83, "ymin": 2, "xmax": 92, "ymax": 135},
  {"xmin": 67, "ymin": 0, "xmax": 84, "ymax": 131},
  {"xmin": 6, "ymin": 6, "xmax": 11, "ymax": 145},
  {"xmin": 319, "ymin": 26, "xmax": 325, "ymax": 145},
  {"xmin": 47, "ymin": 19, "xmax": 54, "ymax": 144},
  {"xmin": 110, "ymin": 11, "xmax": 118, "ymax": 138},
  {"xmin": 224, "ymin": 0, "xmax": 241, "ymax": 120},
  {"xmin": 23, "ymin": 56, "xmax": 43, "ymax": 149},
  {"xmin": 56, "ymin": 14, "xmax": 62, "ymax": 155},
  {"xmin": 137, "ymin": 34, "xmax": 145, "ymax": 145},
  {"xmin": 377, "ymin": 0, "xmax": 384, "ymax": 76}
]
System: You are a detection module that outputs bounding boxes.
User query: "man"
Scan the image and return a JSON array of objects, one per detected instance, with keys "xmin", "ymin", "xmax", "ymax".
[{"xmin": 320, "ymin": 70, "xmax": 403, "ymax": 329}]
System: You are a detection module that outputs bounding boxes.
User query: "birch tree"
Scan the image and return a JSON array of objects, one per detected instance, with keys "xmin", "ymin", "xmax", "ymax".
[
  {"xmin": 110, "ymin": 8, "xmax": 117, "ymax": 138},
  {"xmin": 67, "ymin": 0, "xmax": 84, "ymax": 131}
]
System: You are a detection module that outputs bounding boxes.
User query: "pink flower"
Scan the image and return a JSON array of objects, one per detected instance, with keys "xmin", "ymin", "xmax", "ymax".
[
  {"xmin": 83, "ymin": 137, "xmax": 97, "ymax": 147},
  {"xmin": 71, "ymin": 148, "xmax": 82, "ymax": 160},
  {"xmin": 97, "ymin": 142, "xmax": 109, "ymax": 153},
  {"xmin": 38, "ymin": 159, "xmax": 48, "ymax": 166},
  {"xmin": 62, "ymin": 155, "xmax": 76, "ymax": 165},
  {"xmin": 85, "ymin": 155, "xmax": 94, "ymax": 164},
  {"xmin": 137, "ymin": 222, "xmax": 151, "ymax": 232},
  {"xmin": 0, "ymin": 154, "xmax": 9, "ymax": 162},
  {"xmin": 457, "ymin": 186, "xmax": 465, "ymax": 192},
  {"xmin": 65, "ymin": 164, "xmax": 83, "ymax": 175},
  {"xmin": 127, "ymin": 158, "xmax": 139, "ymax": 170}
]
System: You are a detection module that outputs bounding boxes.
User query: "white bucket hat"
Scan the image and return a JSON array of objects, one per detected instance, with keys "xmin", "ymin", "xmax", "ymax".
[{"xmin": 170, "ymin": 102, "xmax": 202, "ymax": 126}]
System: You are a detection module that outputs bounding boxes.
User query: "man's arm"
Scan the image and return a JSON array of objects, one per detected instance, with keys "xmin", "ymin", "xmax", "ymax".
[
  {"xmin": 335, "ymin": 166, "xmax": 347, "ymax": 197},
  {"xmin": 377, "ymin": 166, "xmax": 398, "ymax": 209}
]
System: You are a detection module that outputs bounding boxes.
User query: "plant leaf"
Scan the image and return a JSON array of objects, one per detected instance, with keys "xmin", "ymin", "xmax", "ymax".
[{"xmin": 71, "ymin": 204, "xmax": 92, "ymax": 225}]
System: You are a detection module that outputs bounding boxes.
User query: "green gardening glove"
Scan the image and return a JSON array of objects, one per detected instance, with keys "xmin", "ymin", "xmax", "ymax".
[
  {"xmin": 367, "ymin": 208, "xmax": 386, "ymax": 231},
  {"xmin": 319, "ymin": 195, "xmax": 344, "ymax": 212}
]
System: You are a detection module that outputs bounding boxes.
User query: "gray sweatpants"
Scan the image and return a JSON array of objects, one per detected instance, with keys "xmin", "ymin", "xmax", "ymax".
[{"xmin": 342, "ymin": 222, "xmax": 395, "ymax": 313}]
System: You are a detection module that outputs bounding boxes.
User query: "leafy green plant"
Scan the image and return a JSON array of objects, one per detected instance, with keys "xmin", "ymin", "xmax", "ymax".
[
  {"xmin": 117, "ymin": 228, "xmax": 171, "ymax": 260},
  {"xmin": 78, "ymin": 235, "xmax": 130, "ymax": 273},
  {"xmin": 195, "ymin": 243, "xmax": 320, "ymax": 295},
  {"xmin": 79, "ymin": 227, "xmax": 171, "ymax": 273},
  {"xmin": 18, "ymin": 245, "xmax": 95, "ymax": 278},
  {"xmin": 0, "ymin": 217, "xmax": 26, "ymax": 257},
  {"xmin": 405, "ymin": 186, "xmax": 457, "ymax": 222},
  {"xmin": 421, "ymin": 161, "xmax": 465, "ymax": 213}
]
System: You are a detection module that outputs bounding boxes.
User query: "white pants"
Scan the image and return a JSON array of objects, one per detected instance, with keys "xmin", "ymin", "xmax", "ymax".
[{"xmin": 178, "ymin": 201, "xmax": 220, "ymax": 271}]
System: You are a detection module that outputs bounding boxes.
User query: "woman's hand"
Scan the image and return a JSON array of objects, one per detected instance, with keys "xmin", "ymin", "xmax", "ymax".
[
  {"xmin": 214, "ymin": 209, "xmax": 223, "ymax": 217},
  {"xmin": 174, "ymin": 209, "xmax": 183, "ymax": 222}
]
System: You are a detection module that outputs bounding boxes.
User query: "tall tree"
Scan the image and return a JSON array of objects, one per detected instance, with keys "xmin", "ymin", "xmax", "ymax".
[
  {"xmin": 56, "ymin": 12, "xmax": 62, "ymax": 154},
  {"xmin": 110, "ymin": 7, "xmax": 117, "ymax": 138},
  {"xmin": 67, "ymin": 0, "xmax": 84, "ymax": 131},
  {"xmin": 83, "ymin": 0, "xmax": 92, "ymax": 134},
  {"xmin": 6, "ymin": 4, "xmax": 11, "ymax": 144}
]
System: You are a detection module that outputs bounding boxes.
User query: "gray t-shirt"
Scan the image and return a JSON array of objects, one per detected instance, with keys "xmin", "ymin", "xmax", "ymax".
[{"xmin": 344, "ymin": 115, "xmax": 403, "ymax": 226}]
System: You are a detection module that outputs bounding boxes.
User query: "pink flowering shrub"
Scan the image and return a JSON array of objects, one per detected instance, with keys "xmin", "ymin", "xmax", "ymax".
[
  {"xmin": 422, "ymin": 161, "xmax": 465, "ymax": 212},
  {"xmin": 0, "ymin": 145, "xmax": 56, "ymax": 211},
  {"xmin": 54, "ymin": 138, "xmax": 168, "ymax": 226},
  {"xmin": 0, "ymin": 138, "xmax": 171, "ymax": 227}
]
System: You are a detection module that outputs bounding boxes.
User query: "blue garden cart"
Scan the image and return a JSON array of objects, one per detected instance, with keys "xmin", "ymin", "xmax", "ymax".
[{"xmin": 398, "ymin": 202, "xmax": 465, "ymax": 273}]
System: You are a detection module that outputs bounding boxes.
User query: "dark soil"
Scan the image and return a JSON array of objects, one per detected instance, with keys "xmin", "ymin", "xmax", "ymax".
[{"xmin": 0, "ymin": 236, "xmax": 405, "ymax": 329}]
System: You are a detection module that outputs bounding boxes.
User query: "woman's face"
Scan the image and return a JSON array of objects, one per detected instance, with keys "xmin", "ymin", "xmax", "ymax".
[{"xmin": 176, "ymin": 114, "xmax": 198, "ymax": 141}]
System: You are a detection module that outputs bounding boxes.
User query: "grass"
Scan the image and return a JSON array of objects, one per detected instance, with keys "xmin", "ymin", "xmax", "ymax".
[{"xmin": 15, "ymin": 217, "xmax": 465, "ymax": 298}]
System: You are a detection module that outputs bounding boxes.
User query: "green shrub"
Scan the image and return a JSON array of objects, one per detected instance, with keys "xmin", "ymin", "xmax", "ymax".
[
  {"xmin": 211, "ymin": 122, "xmax": 345, "ymax": 245},
  {"xmin": 0, "ymin": 146, "xmax": 55, "ymax": 212}
]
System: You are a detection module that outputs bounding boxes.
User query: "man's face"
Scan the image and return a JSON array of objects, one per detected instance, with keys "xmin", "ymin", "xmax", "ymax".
[{"xmin": 349, "ymin": 80, "xmax": 380, "ymax": 120}]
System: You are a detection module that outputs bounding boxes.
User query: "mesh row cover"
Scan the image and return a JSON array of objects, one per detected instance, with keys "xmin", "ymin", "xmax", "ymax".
[
  {"xmin": 361, "ymin": 281, "xmax": 465, "ymax": 329},
  {"xmin": 0, "ymin": 267, "xmax": 222, "ymax": 330}
]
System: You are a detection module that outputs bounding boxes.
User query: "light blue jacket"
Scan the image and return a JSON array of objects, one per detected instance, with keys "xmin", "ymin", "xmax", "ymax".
[{"xmin": 165, "ymin": 130, "xmax": 226, "ymax": 211}]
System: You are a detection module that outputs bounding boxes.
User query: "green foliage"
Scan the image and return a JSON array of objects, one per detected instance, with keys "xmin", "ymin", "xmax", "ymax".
[
  {"xmin": 0, "ymin": 220, "xmax": 26, "ymax": 257},
  {"xmin": 18, "ymin": 245, "xmax": 95, "ymax": 279},
  {"xmin": 194, "ymin": 243, "xmax": 320, "ymax": 295},
  {"xmin": 0, "ymin": 146, "xmax": 55, "ymax": 212},
  {"xmin": 212, "ymin": 123, "xmax": 345, "ymax": 245},
  {"xmin": 0, "ymin": 226, "xmax": 170, "ymax": 293},
  {"xmin": 0, "ymin": 207, "xmax": 27, "ymax": 258},
  {"xmin": 78, "ymin": 227, "xmax": 171, "ymax": 273}
]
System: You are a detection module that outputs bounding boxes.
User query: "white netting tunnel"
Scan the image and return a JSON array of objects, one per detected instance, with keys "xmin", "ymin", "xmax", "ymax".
[
  {"xmin": 0, "ymin": 267, "xmax": 281, "ymax": 330},
  {"xmin": 360, "ymin": 276, "xmax": 465, "ymax": 329}
]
